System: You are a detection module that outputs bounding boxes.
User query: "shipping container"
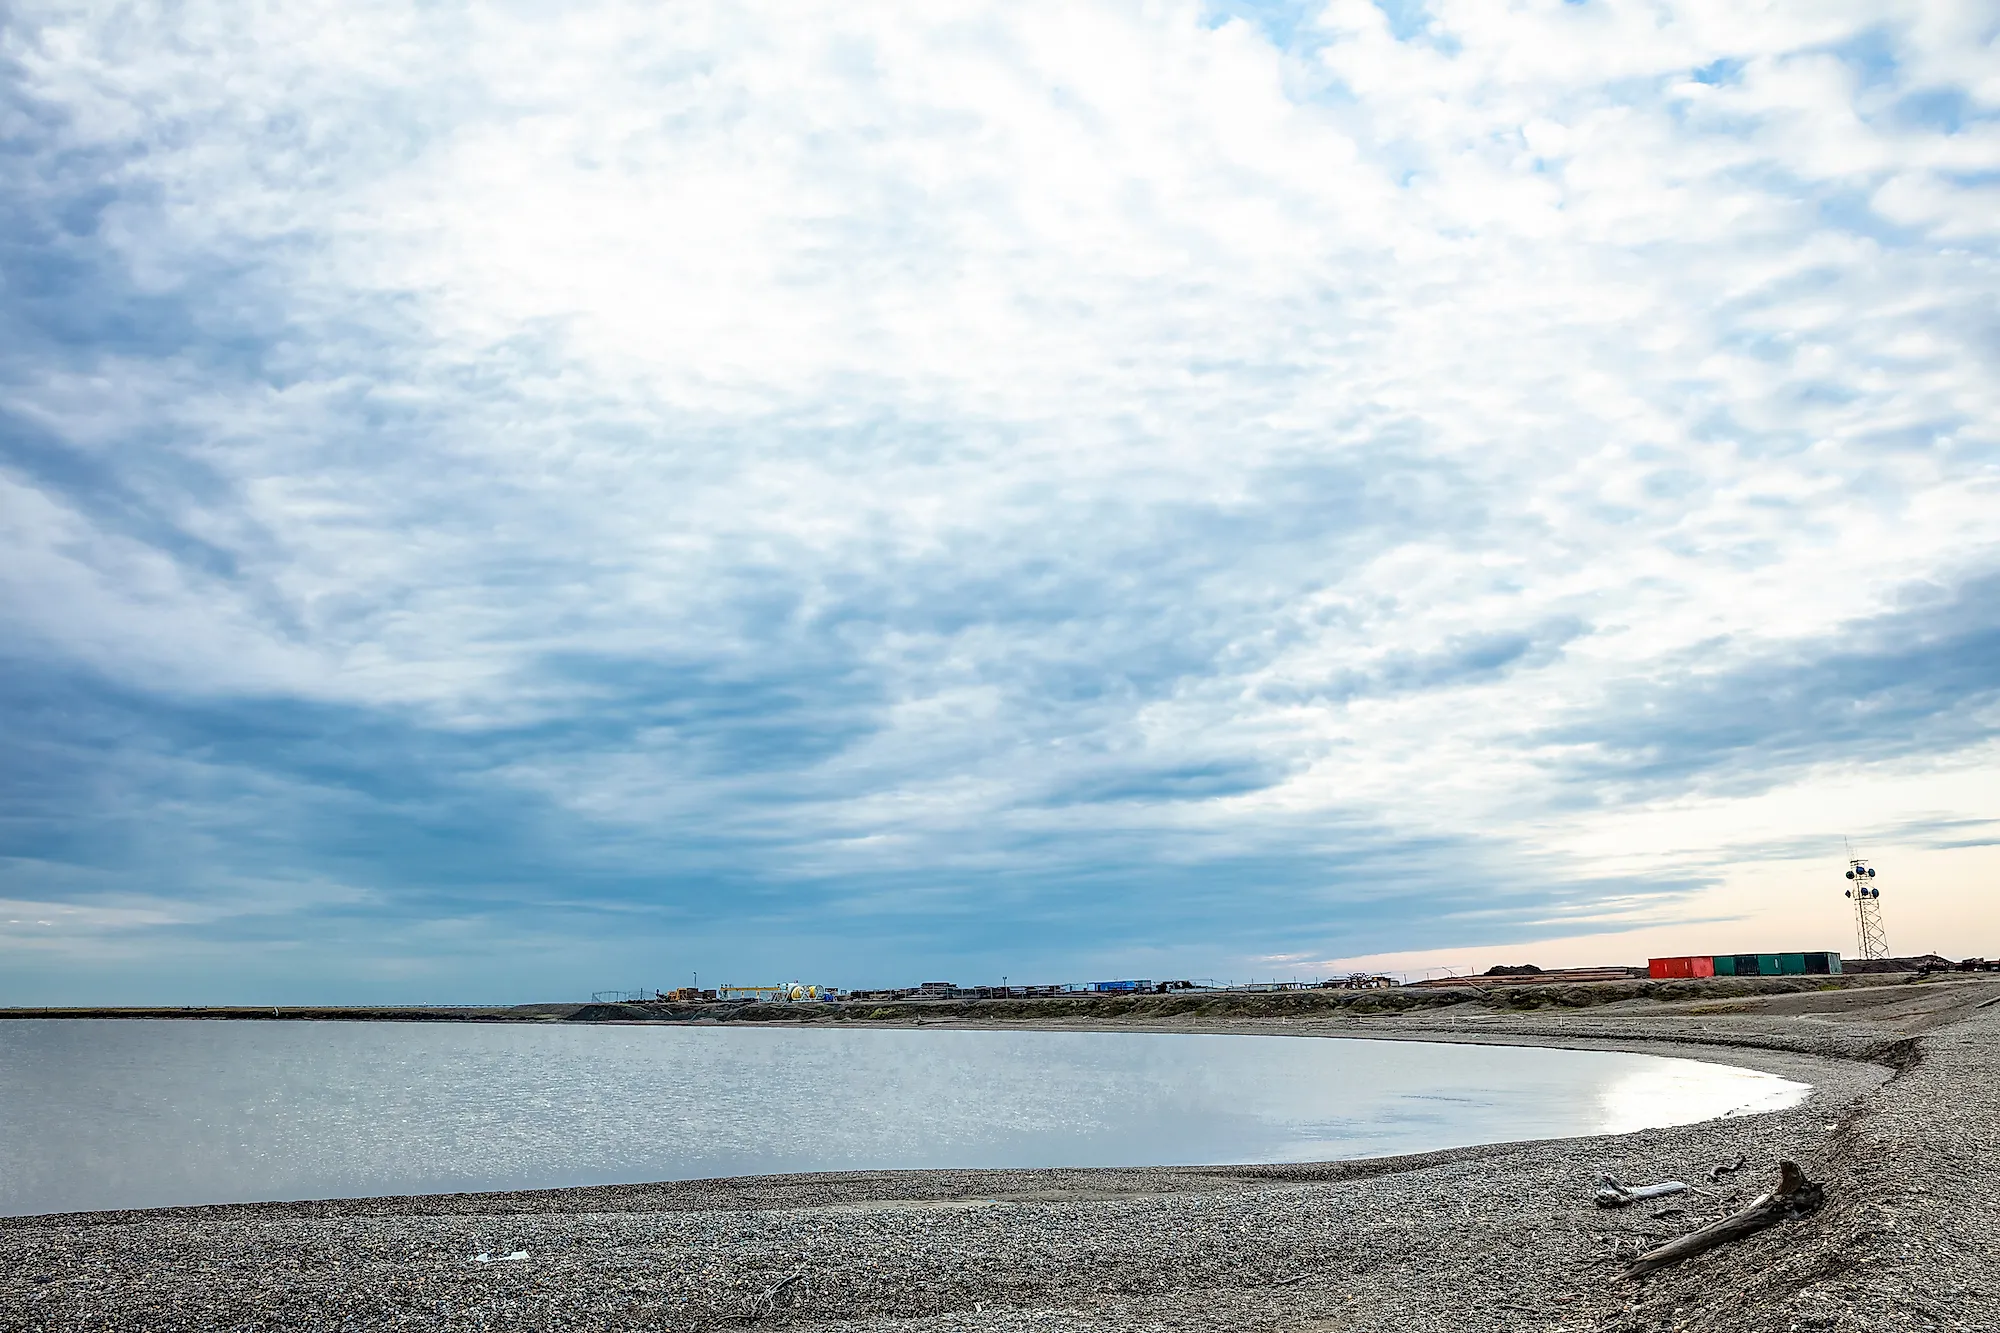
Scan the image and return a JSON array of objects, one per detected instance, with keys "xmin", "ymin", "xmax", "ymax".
[
  {"xmin": 1647, "ymin": 955, "xmax": 1715, "ymax": 979},
  {"xmin": 1683, "ymin": 951, "xmax": 1839, "ymax": 978}
]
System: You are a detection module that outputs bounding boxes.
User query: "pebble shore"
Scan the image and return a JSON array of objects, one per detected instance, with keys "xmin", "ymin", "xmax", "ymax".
[{"xmin": 5, "ymin": 976, "xmax": 1995, "ymax": 1332}]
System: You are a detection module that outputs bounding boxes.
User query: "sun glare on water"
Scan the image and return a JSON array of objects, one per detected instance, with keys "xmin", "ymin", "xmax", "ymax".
[{"xmin": 1595, "ymin": 1059, "xmax": 1810, "ymax": 1136}]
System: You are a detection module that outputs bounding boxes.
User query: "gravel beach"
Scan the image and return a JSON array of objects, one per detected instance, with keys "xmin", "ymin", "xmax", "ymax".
[{"xmin": 5, "ymin": 975, "xmax": 1995, "ymax": 1332}]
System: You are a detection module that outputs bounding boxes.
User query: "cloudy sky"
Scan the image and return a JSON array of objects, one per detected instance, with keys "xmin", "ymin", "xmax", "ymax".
[{"xmin": 3, "ymin": 1, "xmax": 1996, "ymax": 1003}]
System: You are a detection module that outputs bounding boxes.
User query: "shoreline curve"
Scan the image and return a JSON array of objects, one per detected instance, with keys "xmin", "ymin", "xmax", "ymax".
[{"xmin": 3, "ymin": 975, "xmax": 1992, "ymax": 1332}]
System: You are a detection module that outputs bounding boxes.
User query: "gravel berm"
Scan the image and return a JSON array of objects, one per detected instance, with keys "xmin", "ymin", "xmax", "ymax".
[{"xmin": 5, "ymin": 976, "xmax": 1995, "ymax": 1332}]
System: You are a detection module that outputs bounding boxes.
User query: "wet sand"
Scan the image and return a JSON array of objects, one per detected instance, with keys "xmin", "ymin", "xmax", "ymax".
[{"xmin": 5, "ymin": 975, "xmax": 1995, "ymax": 1332}]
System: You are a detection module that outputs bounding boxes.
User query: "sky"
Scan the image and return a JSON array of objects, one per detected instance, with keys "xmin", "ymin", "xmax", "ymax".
[{"xmin": 2, "ymin": 1, "xmax": 1996, "ymax": 1004}]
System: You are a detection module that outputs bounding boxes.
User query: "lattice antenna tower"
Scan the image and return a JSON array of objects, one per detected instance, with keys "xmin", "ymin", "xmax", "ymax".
[{"xmin": 1843, "ymin": 850, "xmax": 1889, "ymax": 961}]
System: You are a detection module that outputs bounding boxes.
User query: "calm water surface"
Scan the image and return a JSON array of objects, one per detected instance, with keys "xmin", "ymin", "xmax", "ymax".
[{"xmin": 0, "ymin": 1020, "xmax": 1808, "ymax": 1216}]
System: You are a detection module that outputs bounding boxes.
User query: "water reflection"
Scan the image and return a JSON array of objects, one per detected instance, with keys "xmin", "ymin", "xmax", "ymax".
[
  {"xmin": 1595, "ymin": 1057, "xmax": 1806, "ymax": 1134},
  {"xmin": 0, "ymin": 1020, "xmax": 1808, "ymax": 1215}
]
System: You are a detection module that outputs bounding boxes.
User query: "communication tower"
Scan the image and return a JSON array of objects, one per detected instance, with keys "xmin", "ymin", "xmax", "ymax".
[{"xmin": 1843, "ymin": 856, "xmax": 1888, "ymax": 960}]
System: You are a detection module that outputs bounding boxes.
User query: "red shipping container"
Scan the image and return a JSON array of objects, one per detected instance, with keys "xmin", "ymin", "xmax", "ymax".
[{"xmin": 1648, "ymin": 955, "xmax": 1716, "ymax": 979}]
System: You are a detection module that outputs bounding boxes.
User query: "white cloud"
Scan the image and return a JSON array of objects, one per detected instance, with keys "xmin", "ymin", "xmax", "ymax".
[{"xmin": 2, "ymin": 0, "xmax": 1997, "ymax": 985}]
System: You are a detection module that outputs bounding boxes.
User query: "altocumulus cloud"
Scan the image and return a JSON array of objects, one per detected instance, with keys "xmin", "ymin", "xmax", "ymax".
[{"xmin": 0, "ymin": 1, "xmax": 1995, "ymax": 1001}]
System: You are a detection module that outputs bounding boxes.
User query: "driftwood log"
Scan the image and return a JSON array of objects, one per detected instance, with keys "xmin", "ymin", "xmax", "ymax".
[
  {"xmin": 1708, "ymin": 1152, "xmax": 1749, "ymax": 1182},
  {"xmin": 1619, "ymin": 1160, "xmax": 1824, "ymax": 1280},
  {"xmin": 1595, "ymin": 1175, "xmax": 1689, "ymax": 1208}
]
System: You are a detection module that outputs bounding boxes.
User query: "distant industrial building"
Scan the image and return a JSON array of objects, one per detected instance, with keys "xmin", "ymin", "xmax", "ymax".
[{"xmin": 1406, "ymin": 965, "xmax": 1643, "ymax": 989}]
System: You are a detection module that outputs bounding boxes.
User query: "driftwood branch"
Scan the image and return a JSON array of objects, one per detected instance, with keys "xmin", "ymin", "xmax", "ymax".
[
  {"xmin": 694, "ymin": 1269, "xmax": 807, "ymax": 1330},
  {"xmin": 1619, "ymin": 1161, "xmax": 1824, "ymax": 1281},
  {"xmin": 1595, "ymin": 1175, "xmax": 1689, "ymax": 1208}
]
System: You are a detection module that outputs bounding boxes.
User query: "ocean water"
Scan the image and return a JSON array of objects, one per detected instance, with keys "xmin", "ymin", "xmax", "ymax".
[{"xmin": 0, "ymin": 1019, "xmax": 1808, "ymax": 1216}]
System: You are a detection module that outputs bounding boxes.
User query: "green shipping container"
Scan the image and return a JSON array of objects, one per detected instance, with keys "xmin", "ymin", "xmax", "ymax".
[
  {"xmin": 1777, "ymin": 952, "xmax": 1808, "ymax": 975},
  {"xmin": 1757, "ymin": 954, "xmax": 1782, "ymax": 975},
  {"xmin": 1711, "ymin": 955, "xmax": 1738, "ymax": 975}
]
